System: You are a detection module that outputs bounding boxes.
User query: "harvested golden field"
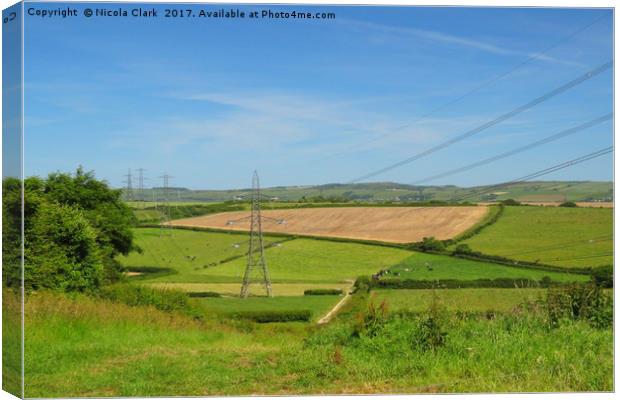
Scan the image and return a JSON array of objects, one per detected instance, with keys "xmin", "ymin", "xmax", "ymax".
[{"xmin": 168, "ymin": 206, "xmax": 489, "ymax": 244}]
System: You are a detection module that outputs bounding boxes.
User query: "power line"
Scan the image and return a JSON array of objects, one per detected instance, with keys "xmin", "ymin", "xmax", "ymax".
[
  {"xmin": 450, "ymin": 146, "xmax": 613, "ymax": 203},
  {"xmin": 349, "ymin": 61, "xmax": 612, "ymax": 183},
  {"xmin": 319, "ymin": 14, "xmax": 607, "ymax": 162},
  {"xmin": 411, "ymin": 113, "xmax": 613, "ymax": 185}
]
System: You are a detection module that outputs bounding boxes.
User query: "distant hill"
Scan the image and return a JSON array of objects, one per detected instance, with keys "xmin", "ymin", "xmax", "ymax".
[{"xmin": 127, "ymin": 181, "xmax": 613, "ymax": 203}]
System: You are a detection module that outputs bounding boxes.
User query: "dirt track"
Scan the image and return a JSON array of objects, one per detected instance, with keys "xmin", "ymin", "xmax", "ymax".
[{"xmin": 168, "ymin": 206, "xmax": 489, "ymax": 244}]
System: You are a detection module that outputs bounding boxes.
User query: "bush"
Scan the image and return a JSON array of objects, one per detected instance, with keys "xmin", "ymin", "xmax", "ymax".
[
  {"xmin": 546, "ymin": 283, "xmax": 612, "ymax": 329},
  {"xmin": 187, "ymin": 291, "xmax": 221, "ymax": 298},
  {"xmin": 559, "ymin": 201, "xmax": 578, "ymax": 207},
  {"xmin": 304, "ymin": 289, "xmax": 343, "ymax": 296},
  {"xmin": 410, "ymin": 293, "xmax": 448, "ymax": 351},
  {"xmin": 98, "ymin": 284, "xmax": 197, "ymax": 316},
  {"xmin": 453, "ymin": 243, "xmax": 473, "ymax": 255},
  {"xmin": 417, "ymin": 237, "xmax": 445, "ymax": 252},
  {"xmin": 354, "ymin": 276, "xmax": 372, "ymax": 293},
  {"xmin": 352, "ymin": 296, "xmax": 389, "ymax": 338},
  {"xmin": 501, "ymin": 199, "xmax": 521, "ymax": 206},
  {"xmin": 590, "ymin": 265, "xmax": 613, "ymax": 288},
  {"xmin": 230, "ymin": 310, "xmax": 312, "ymax": 323}
]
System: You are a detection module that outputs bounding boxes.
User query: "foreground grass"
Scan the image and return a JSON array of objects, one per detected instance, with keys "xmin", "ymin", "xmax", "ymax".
[
  {"xmin": 458, "ymin": 206, "xmax": 612, "ymax": 268},
  {"xmin": 388, "ymin": 252, "xmax": 587, "ymax": 282},
  {"xmin": 15, "ymin": 290, "xmax": 612, "ymax": 396}
]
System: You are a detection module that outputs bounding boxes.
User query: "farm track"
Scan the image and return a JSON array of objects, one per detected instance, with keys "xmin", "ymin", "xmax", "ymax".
[{"xmin": 317, "ymin": 280, "xmax": 355, "ymax": 325}]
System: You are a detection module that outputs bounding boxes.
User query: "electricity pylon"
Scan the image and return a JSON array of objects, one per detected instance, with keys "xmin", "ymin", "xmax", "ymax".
[
  {"xmin": 137, "ymin": 168, "xmax": 147, "ymax": 204},
  {"xmin": 123, "ymin": 168, "xmax": 134, "ymax": 201},
  {"xmin": 158, "ymin": 173, "xmax": 173, "ymax": 236},
  {"xmin": 240, "ymin": 171, "xmax": 273, "ymax": 298}
]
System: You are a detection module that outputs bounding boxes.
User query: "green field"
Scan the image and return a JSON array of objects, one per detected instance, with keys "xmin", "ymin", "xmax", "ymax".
[
  {"xmin": 371, "ymin": 288, "xmax": 545, "ymax": 312},
  {"xmin": 118, "ymin": 228, "xmax": 283, "ymax": 279},
  {"xmin": 388, "ymin": 252, "xmax": 587, "ymax": 282},
  {"xmin": 457, "ymin": 206, "xmax": 613, "ymax": 268}
]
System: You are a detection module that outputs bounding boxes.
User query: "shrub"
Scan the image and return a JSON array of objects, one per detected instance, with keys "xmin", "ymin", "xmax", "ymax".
[
  {"xmin": 353, "ymin": 276, "xmax": 372, "ymax": 293},
  {"xmin": 501, "ymin": 199, "xmax": 521, "ymax": 206},
  {"xmin": 590, "ymin": 265, "xmax": 613, "ymax": 288},
  {"xmin": 559, "ymin": 201, "xmax": 578, "ymax": 207},
  {"xmin": 304, "ymin": 289, "xmax": 343, "ymax": 296},
  {"xmin": 352, "ymin": 296, "xmax": 389, "ymax": 338},
  {"xmin": 546, "ymin": 283, "xmax": 612, "ymax": 329},
  {"xmin": 410, "ymin": 293, "xmax": 448, "ymax": 351},
  {"xmin": 97, "ymin": 284, "xmax": 201, "ymax": 318},
  {"xmin": 187, "ymin": 291, "xmax": 221, "ymax": 298},
  {"xmin": 229, "ymin": 310, "xmax": 312, "ymax": 323},
  {"xmin": 417, "ymin": 237, "xmax": 445, "ymax": 252},
  {"xmin": 453, "ymin": 243, "xmax": 473, "ymax": 255}
]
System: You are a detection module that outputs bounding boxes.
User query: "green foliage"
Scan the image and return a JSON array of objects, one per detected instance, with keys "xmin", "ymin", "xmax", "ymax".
[
  {"xmin": 410, "ymin": 294, "xmax": 448, "ymax": 351},
  {"xmin": 501, "ymin": 199, "xmax": 521, "ymax": 206},
  {"xmin": 187, "ymin": 291, "xmax": 221, "ymax": 298},
  {"xmin": 353, "ymin": 276, "xmax": 372, "ymax": 293},
  {"xmin": 229, "ymin": 309, "xmax": 312, "ymax": 323},
  {"xmin": 26, "ymin": 201, "xmax": 103, "ymax": 291},
  {"xmin": 352, "ymin": 296, "xmax": 389, "ymax": 337},
  {"xmin": 559, "ymin": 201, "xmax": 578, "ymax": 207},
  {"xmin": 417, "ymin": 236, "xmax": 445, "ymax": 252},
  {"xmin": 2, "ymin": 168, "xmax": 137, "ymax": 291},
  {"xmin": 304, "ymin": 289, "xmax": 343, "ymax": 296},
  {"xmin": 590, "ymin": 265, "xmax": 613, "ymax": 288},
  {"xmin": 453, "ymin": 243, "xmax": 473, "ymax": 255},
  {"xmin": 546, "ymin": 283, "xmax": 612, "ymax": 329},
  {"xmin": 97, "ymin": 284, "xmax": 201, "ymax": 318}
]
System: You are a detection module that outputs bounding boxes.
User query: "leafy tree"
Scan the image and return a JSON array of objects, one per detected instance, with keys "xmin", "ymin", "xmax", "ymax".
[
  {"xmin": 559, "ymin": 201, "xmax": 578, "ymax": 208},
  {"xmin": 26, "ymin": 201, "xmax": 103, "ymax": 291},
  {"xmin": 2, "ymin": 168, "xmax": 137, "ymax": 290},
  {"xmin": 43, "ymin": 167, "xmax": 137, "ymax": 281}
]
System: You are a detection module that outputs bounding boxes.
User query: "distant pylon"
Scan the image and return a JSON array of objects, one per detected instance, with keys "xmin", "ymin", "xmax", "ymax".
[
  {"xmin": 158, "ymin": 173, "xmax": 173, "ymax": 235},
  {"xmin": 240, "ymin": 171, "xmax": 273, "ymax": 298},
  {"xmin": 123, "ymin": 168, "xmax": 134, "ymax": 201},
  {"xmin": 137, "ymin": 168, "xmax": 147, "ymax": 203}
]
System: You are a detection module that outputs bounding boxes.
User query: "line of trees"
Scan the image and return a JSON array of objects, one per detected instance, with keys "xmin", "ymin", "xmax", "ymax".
[{"xmin": 3, "ymin": 167, "xmax": 137, "ymax": 291}]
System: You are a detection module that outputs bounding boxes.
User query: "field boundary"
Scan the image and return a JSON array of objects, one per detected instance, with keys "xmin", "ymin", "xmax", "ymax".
[{"xmin": 446, "ymin": 204, "xmax": 504, "ymax": 245}]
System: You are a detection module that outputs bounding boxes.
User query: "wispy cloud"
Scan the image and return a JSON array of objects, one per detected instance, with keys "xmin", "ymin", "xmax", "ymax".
[{"xmin": 339, "ymin": 18, "xmax": 585, "ymax": 68}]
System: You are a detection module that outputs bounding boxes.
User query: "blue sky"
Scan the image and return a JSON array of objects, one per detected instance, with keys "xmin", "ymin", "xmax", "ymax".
[{"xmin": 23, "ymin": 4, "xmax": 613, "ymax": 189}]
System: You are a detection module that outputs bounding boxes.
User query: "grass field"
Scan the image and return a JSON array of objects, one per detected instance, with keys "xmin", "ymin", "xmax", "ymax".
[
  {"xmin": 457, "ymin": 206, "xmax": 613, "ymax": 268},
  {"xmin": 15, "ymin": 291, "xmax": 613, "ymax": 396},
  {"xmin": 387, "ymin": 253, "xmax": 588, "ymax": 282},
  {"xmin": 118, "ymin": 228, "xmax": 283, "ymax": 279},
  {"xmin": 370, "ymin": 288, "xmax": 546, "ymax": 312}
]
